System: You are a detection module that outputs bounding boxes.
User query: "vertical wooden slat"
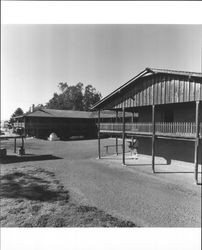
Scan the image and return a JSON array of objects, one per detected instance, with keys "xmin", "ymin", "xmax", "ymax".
[
  {"xmin": 195, "ymin": 81, "xmax": 200, "ymax": 101},
  {"xmin": 146, "ymin": 79, "xmax": 149, "ymax": 105},
  {"xmin": 131, "ymin": 88, "xmax": 135, "ymax": 107},
  {"xmin": 170, "ymin": 78, "xmax": 175, "ymax": 103},
  {"xmin": 152, "ymin": 105, "xmax": 156, "ymax": 173},
  {"xmin": 190, "ymin": 79, "xmax": 195, "ymax": 101},
  {"xmin": 116, "ymin": 110, "xmax": 118, "ymax": 155},
  {"xmin": 194, "ymin": 101, "xmax": 200, "ymax": 184},
  {"xmin": 134, "ymin": 85, "xmax": 137, "ymax": 107},
  {"xmin": 184, "ymin": 79, "xmax": 189, "ymax": 102},
  {"xmin": 148, "ymin": 79, "xmax": 151, "ymax": 106},
  {"xmin": 137, "ymin": 84, "xmax": 140, "ymax": 107},
  {"xmin": 165, "ymin": 76, "xmax": 169, "ymax": 103},
  {"xmin": 174, "ymin": 78, "xmax": 179, "ymax": 103},
  {"xmin": 161, "ymin": 76, "xmax": 165, "ymax": 104},
  {"xmin": 149, "ymin": 78, "xmax": 153, "ymax": 106},
  {"xmin": 153, "ymin": 77, "xmax": 158, "ymax": 104},
  {"xmin": 140, "ymin": 84, "xmax": 143, "ymax": 106},
  {"xmin": 142, "ymin": 80, "xmax": 145, "ymax": 106},
  {"xmin": 122, "ymin": 107, "xmax": 126, "ymax": 165},
  {"xmin": 179, "ymin": 78, "xmax": 184, "ymax": 102},
  {"xmin": 158, "ymin": 76, "xmax": 162, "ymax": 104},
  {"xmin": 98, "ymin": 110, "xmax": 101, "ymax": 159}
]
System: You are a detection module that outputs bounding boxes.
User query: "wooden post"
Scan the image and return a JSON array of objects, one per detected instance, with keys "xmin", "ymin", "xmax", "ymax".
[
  {"xmin": 152, "ymin": 105, "xmax": 156, "ymax": 173},
  {"xmin": 98, "ymin": 110, "xmax": 101, "ymax": 159},
  {"xmin": 194, "ymin": 101, "xmax": 200, "ymax": 184},
  {"xmin": 14, "ymin": 138, "xmax": 16, "ymax": 153},
  {"xmin": 23, "ymin": 116, "xmax": 26, "ymax": 137},
  {"xmin": 116, "ymin": 110, "xmax": 118, "ymax": 155},
  {"xmin": 22, "ymin": 137, "xmax": 24, "ymax": 149},
  {"xmin": 122, "ymin": 107, "xmax": 126, "ymax": 165}
]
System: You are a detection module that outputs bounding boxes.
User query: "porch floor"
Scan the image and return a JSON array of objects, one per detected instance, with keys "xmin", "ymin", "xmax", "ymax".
[{"xmin": 100, "ymin": 152, "xmax": 202, "ymax": 186}]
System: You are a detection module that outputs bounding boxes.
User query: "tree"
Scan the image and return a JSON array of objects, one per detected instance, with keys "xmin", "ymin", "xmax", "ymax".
[
  {"xmin": 58, "ymin": 82, "xmax": 68, "ymax": 93},
  {"xmin": 83, "ymin": 85, "xmax": 102, "ymax": 111},
  {"xmin": 9, "ymin": 108, "xmax": 24, "ymax": 124},
  {"xmin": 46, "ymin": 82, "xmax": 101, "ymax": 111}
]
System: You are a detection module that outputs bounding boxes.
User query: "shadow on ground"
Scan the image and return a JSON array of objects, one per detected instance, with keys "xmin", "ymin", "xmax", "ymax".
[
  {"xmin": 0, "ymin": 154, "xmax": 62, "ymax": 164},
  {"xmin": 155, "ymin": 171, "xmax": 202, "ymax": 174},
  {"xmin": 0, "ymin": 167, "xmax": 136, "ymax": 227},
  {"xmin": 126, "ymin": 163, "xmax": 168, "ymax": 167},
  {"xmin": 0, "ymin": 170, "xmax": 69, "ymax": 202}
]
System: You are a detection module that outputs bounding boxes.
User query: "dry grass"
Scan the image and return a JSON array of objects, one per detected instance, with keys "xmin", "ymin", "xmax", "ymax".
[{"xmin": 0, "ymin": 165, "xmax": 136, "ymax": 227}]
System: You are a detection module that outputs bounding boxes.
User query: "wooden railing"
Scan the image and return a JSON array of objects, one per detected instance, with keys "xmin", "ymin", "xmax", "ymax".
[{"xmin": 100, "ymin": 122, "xmax": 202, "ymax": 138}]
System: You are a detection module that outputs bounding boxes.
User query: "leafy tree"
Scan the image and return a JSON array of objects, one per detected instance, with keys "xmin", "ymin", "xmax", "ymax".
[
  {"xmin": 58, "ymin": 82, "xmax": 68, "ymax": 93},
  {"xmin": 46, "ymin": 82, "xmax": 101, "ymax": 111},
  {"xmin": 83, "ymin": 85, "xmax": 102, "ymax": 111},
  {"xmin": 9, "ymin": 108, "xmax": 24, "ymax": 124}
]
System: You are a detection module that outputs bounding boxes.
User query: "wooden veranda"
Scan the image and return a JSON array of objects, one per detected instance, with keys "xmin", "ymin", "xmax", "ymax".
[{"xmin": 92, "ymin": 68, "xmax": 202, "ymax": 184}]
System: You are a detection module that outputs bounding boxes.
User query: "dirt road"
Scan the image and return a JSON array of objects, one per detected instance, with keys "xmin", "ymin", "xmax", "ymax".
[{"xmin": 1, "ymin": 138, "xmax": 201, "ymax": 227}]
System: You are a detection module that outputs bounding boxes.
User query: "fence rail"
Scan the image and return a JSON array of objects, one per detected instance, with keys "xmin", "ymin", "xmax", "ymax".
[{"xmin": 100, "ymin": 122, "xmax": 202, "ymax": 137}]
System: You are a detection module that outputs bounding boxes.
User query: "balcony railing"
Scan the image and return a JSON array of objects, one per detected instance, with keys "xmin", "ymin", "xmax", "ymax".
[{"xmin": 100, "ymin": 122, "xmax": 202, "ymax": 138}]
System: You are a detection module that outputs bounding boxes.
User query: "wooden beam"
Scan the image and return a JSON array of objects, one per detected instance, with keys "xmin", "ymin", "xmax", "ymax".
[
  {"xmin": 98, "ymin": 110, "xmax": 101, "ymax": 159},
  {"xmin": 122, "ymin": 107, "xmax": 126, "ymax": 165},
  {"xmin": 152, "ymin": 105, "xmax": 156, "ymax": 173},
  {"xmin": 24, "ymin": 116, "xmax": 26, "ymax": 136},
  {"xmin": 116, "ymin": 110, "xmax": 118, "ymax": 155},
  {"xmin": 14, "ymin": 138, "xmax": 16, "ymax": 153},
  {"xmin": 22, "ymin": 137, "xmax": 24, "ymax": 149},
  {"xmin": 194, "ymin": 101, "xmax": 200, "ymax": 184}
]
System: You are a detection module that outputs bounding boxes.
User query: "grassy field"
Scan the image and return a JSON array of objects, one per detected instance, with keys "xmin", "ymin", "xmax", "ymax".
[{"xmin": 0, "ymin": 138, "xmax": 136, "ymax": 227}]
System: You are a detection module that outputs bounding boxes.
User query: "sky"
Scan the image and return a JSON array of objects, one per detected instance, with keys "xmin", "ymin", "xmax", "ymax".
[{"xmin": 1, "ymin": 24, "xmax": 202, "ymax": 120}]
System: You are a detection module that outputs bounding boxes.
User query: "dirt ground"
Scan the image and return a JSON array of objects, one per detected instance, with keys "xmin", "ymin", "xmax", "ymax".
[
  {"xmin": 0, "ymin": 137, "xmax": 201, "ymax": 227},
  {"xmin": 0, "ymin": 138, "xmax": 135, "ymax": 227}
]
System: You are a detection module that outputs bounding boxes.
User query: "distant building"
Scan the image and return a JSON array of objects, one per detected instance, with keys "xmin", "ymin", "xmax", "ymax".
[{"xmin": 14, "ymin": 108, "xmax": 135, "ymax": 139}]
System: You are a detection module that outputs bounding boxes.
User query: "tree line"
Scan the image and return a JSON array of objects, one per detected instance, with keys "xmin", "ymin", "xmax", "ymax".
[{"xmin": 9, "ymin": 82, "xmax": 102, "ymax": 123}]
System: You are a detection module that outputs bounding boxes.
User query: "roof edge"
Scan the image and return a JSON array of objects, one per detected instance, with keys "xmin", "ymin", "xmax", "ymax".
[
  {"xmin": 91, "ymin": 68, "xmax": 150, "ymax": 110},
  {"xmin": 91, "ymin": 67, "xmax": 202, "ymax": 110}
]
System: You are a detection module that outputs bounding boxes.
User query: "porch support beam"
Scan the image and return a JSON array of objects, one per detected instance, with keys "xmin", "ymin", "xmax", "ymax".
[
  {"xmin": 98, "ymin": 110, "xmax": 101, "ymax": 159},
  {"xmin": 116, "ymin": 110, "xmax": 118, "ymax": 155},
  {"xmin": 24, "ymin": 116, "xmax": 26, "ymax": 137},
  {"xmin": 14, "ymin": 138, "xmax": 16, "ymax": 153},
  {"xmin": 152, "ymin": 105, "xmax": 156, "ymax": 173},
  {"xmin": 194, "ymin": 101, "xmax": 200, "ymax": 184},
  {"xmin": 122, "ymin": 107, "xmax": 126, "ymax": 165}
]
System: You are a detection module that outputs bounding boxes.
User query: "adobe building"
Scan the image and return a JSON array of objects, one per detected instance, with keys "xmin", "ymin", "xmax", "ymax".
[{"xmin": 91, "ymin": 68, "xmax": 202, "ymax": 184}]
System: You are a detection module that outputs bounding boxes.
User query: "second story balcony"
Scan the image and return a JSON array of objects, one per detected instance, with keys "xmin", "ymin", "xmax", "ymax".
[{"xmin": 99, "ymin": 122, "xmax": 202, "ymax": 139}]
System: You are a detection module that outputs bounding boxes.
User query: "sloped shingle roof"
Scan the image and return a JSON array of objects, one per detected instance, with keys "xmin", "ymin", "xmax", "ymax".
[
  {"xmin": 26, "ymin": 109, "xmax": 93, "ymax": 119},
  {"xmin": 24, "ymin": 109, "xmax": 133, "ymax": 119}
]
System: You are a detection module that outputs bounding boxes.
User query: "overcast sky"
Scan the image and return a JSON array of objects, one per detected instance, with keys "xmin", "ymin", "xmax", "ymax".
[{"xmin": 1, "ymin": 24, "xmax": 202, "ymax": 120}]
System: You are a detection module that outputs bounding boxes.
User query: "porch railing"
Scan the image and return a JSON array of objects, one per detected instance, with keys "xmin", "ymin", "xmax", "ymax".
[{"xmin": 100, "ymin": 122, "xmax": 202, "ymax": 138}]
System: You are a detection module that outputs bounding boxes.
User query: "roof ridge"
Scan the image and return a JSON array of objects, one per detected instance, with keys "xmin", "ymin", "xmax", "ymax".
[
  {"xmin": 148, "ymin": 67, "xmax": 202, "ymax": 76},
  {"xmin": 41, "ymin": 108, "xmax": 92, "ymax": 113}
]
